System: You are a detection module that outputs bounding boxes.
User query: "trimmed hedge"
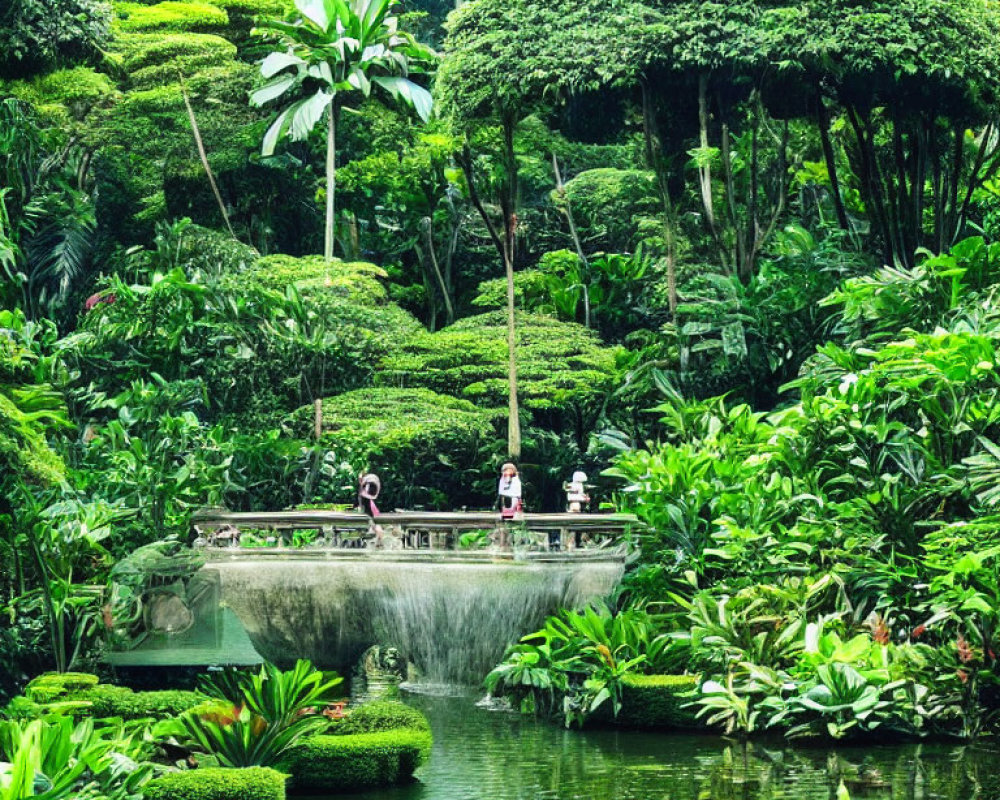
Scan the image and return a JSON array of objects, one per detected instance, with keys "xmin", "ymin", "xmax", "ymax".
[
  {"xmin": 283, "ymin": 730, "xmax": 431, "ymax": 792},
  {"xmin": 26, "ymin": 672, "xmax": 99, "ymax": 702},
  {"xmin": 287, "ymin": 387, "xmax": 496, "ymax": 508},
  {"xmin": 72, "ymin": 685, "xmax": 205, "ymax": 719},
  {"xmin": 615, "ymin": 674, "xmax": 699, "ymax": 728},
  {"xmin": 328, "ymin": 701, "xmax": 431, "ymax": 736},
  {"xmin": 115, "ymin": 31, "xmax": 237, "ymax": 88},
  {"xmin": 142, "ymin": 767, "xmax": 286, "ymax": 800},
  {"xmin": 376, "ymin": 311, "xmax": 618, "ymax": 416},
  {"xmin": 237, "ymin": 255, "xmax": 390, "ymax": 306},
  {"xmin": 1, "ymin": 67, "xmax": 116, "ymax": 115},
  {"xmin": 114, "ymin": 1, "xmax": 230, "ymax": 33}
]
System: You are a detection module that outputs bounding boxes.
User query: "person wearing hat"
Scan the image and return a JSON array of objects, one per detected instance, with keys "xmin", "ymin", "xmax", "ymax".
[
  {"xmin": 359, "ymin": 473, "xmax": 381, "ymax": 517},
  {"xmin": 498, "ymin": 463, "xmax": 522, "ymax": 519}
]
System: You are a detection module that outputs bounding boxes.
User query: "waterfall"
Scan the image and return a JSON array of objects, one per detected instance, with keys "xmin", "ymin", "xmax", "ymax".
[{"xmin": 207, "ymin": 555, "xmax": 624, "ymax": 686}]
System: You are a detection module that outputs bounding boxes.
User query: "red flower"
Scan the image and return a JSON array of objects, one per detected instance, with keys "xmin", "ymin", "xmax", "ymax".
[
  {"xmin": 957, "ymin": 669, "xmax": 969, "ymax": 684},
  {"xmin": 957, "ymin": 634, "xmax": 975, "ymax": 664},
  {"xmin": 911, "ymin": 624, "xmax": 926, "ymax": 639}
]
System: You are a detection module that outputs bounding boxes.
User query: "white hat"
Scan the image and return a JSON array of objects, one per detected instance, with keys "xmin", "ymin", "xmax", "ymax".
[{"xmin": 572, "ymin": 471, "xmax": 587, "ymax": 483}]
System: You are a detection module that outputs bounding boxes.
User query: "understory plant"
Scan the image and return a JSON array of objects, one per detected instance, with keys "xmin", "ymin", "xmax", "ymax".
[
  {"xmin": 485, "ymin": 602, "xmax": 677, "ymax": 727},
  {"xmin": 173, "ymin": 660, "xmax": 342, "ymax": 767}
]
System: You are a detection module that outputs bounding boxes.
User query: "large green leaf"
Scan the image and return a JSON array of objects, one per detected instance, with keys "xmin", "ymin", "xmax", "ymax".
[
  {"xmin": 371, "ymin": 76, "xmax": 432, "ymax": 121},
  {"xmin": 250, "ymin": 74, "xmax": 298, "ymax": 107},
  {"xmin": 289, "ymin": 90, "xmax": 333, "ymax": 141}
]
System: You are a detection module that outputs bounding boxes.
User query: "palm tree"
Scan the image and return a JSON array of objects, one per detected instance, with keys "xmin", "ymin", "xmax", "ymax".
[{"xmin": 251, "ymin": 0, "xmax": 436, "ymax": 260}]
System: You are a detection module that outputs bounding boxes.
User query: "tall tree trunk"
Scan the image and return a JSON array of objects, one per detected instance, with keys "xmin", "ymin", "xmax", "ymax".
[
  {"xmin": 181, "ymin": 85, "xmax": 237, "ymax": 240},
  {"xmin": 552, "ymin": 153, "xmax": 590, "ymax": 328},
  {"xmin": 501, "ymin": 118, "xmax": 521, "ymax": 458},
  {"xmin": 697, "ymin": 73, "xmax": 726, "ymax": 269},
  {"xmin": 422, "ymin": 217, "xmax": 455, "ymax": 324},
  {"xmin": 640, "ymin": 80, "xmax": 678, "ymax": 314},
  {"xmin": 457, "ymin": 135, "xmax": 521, "ymax": 458},
  {"xmin": 324, "ymin": 102, "xmax": 337, "ymax": 261},
  {"xmin": 815, "ymin": 89, "xmax": 850, "ymax": 231}
]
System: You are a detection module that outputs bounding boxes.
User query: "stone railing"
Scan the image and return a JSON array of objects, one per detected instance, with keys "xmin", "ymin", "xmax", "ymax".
[{"xmin": 191, "ymin": 509, "xmax": 639, "ymax": 554}]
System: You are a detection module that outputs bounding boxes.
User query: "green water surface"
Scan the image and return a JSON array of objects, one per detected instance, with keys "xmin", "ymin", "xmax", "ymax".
[{"xmin": 317, "ymin": 690, "xmax": 999, "ymax": 800}]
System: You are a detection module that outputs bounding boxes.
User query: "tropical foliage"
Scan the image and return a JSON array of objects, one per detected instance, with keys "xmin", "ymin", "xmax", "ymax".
[{"xmin": 3, "ymin": 0, "xmax": 1000, "ymax": 762}]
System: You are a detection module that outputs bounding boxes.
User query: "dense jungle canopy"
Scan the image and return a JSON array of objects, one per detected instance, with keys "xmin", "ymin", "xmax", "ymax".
[{"xmin": 1, "ymin": 0, "xmax": 1000, "ymax": 755}]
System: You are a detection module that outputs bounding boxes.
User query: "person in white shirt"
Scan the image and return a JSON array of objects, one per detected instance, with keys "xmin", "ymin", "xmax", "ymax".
[{"xmin": 498, "ymin": 462, "xmax": 522, "ymax": 519}]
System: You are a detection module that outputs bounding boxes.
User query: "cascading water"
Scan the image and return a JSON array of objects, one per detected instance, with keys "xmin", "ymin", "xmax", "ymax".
[{"xmin": 206, "ymin": 554, "xmax": 624, "ymax": 686}]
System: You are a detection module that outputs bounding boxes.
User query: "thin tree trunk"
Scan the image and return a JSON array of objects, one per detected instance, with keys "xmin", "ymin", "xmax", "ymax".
[
  {"xmin": 552, "ymin": 153, "xmax": 590, "ymax": 328},
  {"xmin": 324, "ymin": 103, "xmax": 337, "ymax": 260},
  {"xmin": 697, "ymin": 73, "xmax": 725, "ymax": 264},
  {"xmin": 816, "ymin": 92, "xmax": 850, "ymax": 231},
  {"xmin": 423, "ymin": 217, "xmax": 455, "ymax": 324},
  {"xmin": 640, "ymin": 80, "xmax": 678, "ymax": 314},
  {"xmin": 955, "ymin": 121, "xmax": 996, "ymax": 245},
  {"xmin": 501, "ymin": 118, "xmax": 521, "ymax": 458},
  {"xmin": 719, "ymin": 121, "xmax": 746, "ymax": 281},
  {"xmin": 457, "ymin": 137, "xmax": 520, "ymax": 457},
  {"xmin": 846, "ymin": 105, "xmax": 894, "ymax": 265},
  {"xmin": 181, "ymin": 84, "xmax": 236, "ymax": 240}
]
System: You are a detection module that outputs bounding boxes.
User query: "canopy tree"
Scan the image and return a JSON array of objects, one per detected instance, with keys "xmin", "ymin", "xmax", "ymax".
[
  {"xmin": 251, "ymin": 0, "xmax": 436, "ymax": 260},
  {"xmin": 630, "ymin": 0, "xmax": 1000, "ymax": 269},
  {"xmin": 437, "ymin": 0, "xmax": 627, "ymax": 455}
]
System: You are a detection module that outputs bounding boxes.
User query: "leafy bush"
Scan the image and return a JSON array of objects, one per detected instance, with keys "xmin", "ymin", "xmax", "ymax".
[
  {"xmin": 175, "ymin": 661, "xmax": 341, "ymax": 767},
  {"xmin": 287, "ymin": 387, "xmax": 496, "ymax": 508},
  {"xmin": 72, "ymin": 686, "xmax": 205, "ymax": 719},
  {"xmin": 142, "ymin": 767, "xmax": 286, "ymax": 800},
  {"xmin": 114, "ymin": 1, "xmax": 230, "ymax": 33},
  {"xmin": 558, "ymin": 168, "xmax": 659, "ymax": 251},
  {"xmin": 1, "ymin": 67, "xmax": 116, "ymax": 116},
  {"xmin": 328, "ymin": 701, "xmax": 430, "ymax": 735},
  {"xmin": 25, "ymin": 672, "xmax": 99, "ymax": 703},
  {"xmin": 116, "ymin": 31, "xmax": 235, "ymax": 72},
  {"xmin": 282, "ymin": 730, "xmax": 431, "ymax": 792},
  {"xmin": 0, "ymin": 715, "xmax": 154, "ymax": 799},
  {"xmin": 236, "ymin": 255, "xmax": 389, "ymax": 305},
  {"xmin": 0, "ymin": 0, "xmax": 112, "ymax": 78},
  {"xmin": 376, "ymin": 311, "xmax": 618, "ymax": 431},
  {"xmin": 486, "ymin": 602, "xmax": 678, "ymax": 727},
  {"xmin": 611, "ymin": 674, "xmax": 699, "ymax": 729}
]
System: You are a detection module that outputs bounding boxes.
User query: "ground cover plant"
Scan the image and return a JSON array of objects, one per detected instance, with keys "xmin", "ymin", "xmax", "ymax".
[{"xmin": 1, "ymin": 0, "xmax": 1000, "ymax": 763}]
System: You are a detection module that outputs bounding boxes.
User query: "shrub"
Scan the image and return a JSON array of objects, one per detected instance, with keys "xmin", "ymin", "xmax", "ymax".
[
  {"xmin": 115, "ymin": 31, "xmax": 237, "ymax": 88},
  {"xmin": 614, "ymin": 674, "xmax": 700, "ymax": 729},
  {"xmin": 114, "ymin": 1, "xmax": 230, "ymax": 33},
  {"xmin": 142, "ymin": 767, "xmax": 286, "ymax": 800},
  {"xmin": 559, "ymin": 168, "xmax": 659, "ymax": 251},
  {"xmin": 237, "ymin": 255, "xmax": 390, "ymax": 306},
  {"xmin": 25, "ymin": 671, "xmax": 99, "ymax": 702},
  {"xmin": 2, "ymin": 695, "xmax": 44, "ymax": 720},
  {"xmin": 376, "ymin": 311, "xmax": 618, "ymax": 422},
  {"xmin": 117, "ymin": 31, "xmax": 235, "ymax": 71},
  {"xmin": 0, "ymin": 0, "xmax": 112, "ymax": 78},
  {"xmin": 1, "ymin": 67, "xmax": 116, "ymax": 115},
  {"xmin": 73, "ymin": 685, "xmax": 205, "ymax": 719},
  {"xmin": 283, "ymin": 730, "xmax": 431, "ymax": 792},
  {"xmin": 286, "ymin": 388, "xmax": 497, "ymax": 509},
  {"xmin": 328, "ymin": 701, "xmax": 430, "ymax": 735}
]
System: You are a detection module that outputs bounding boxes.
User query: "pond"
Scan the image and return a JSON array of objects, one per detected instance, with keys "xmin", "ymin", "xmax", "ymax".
[{"xmin": 307, "ymin": 689, "xmax": 1000, "ymax": 800}]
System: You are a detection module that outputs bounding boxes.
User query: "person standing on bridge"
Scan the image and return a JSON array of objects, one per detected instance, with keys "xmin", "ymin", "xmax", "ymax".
[
  {"xmin": 497, "ymin": 462, "xmax": 522, "ymax": 549},
  {"xmin": 359, "ymin": 473, "xmax": 383, "ymax": 547},
  {"xmin": 498, "ymin": 463, "xmax": 522, "ymax": 518}
]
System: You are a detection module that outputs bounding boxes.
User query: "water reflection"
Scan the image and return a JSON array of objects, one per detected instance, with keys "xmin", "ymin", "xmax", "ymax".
[{"xmin": 302, "ymin": 690, "xmax": 1000, "ymax": 800}]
